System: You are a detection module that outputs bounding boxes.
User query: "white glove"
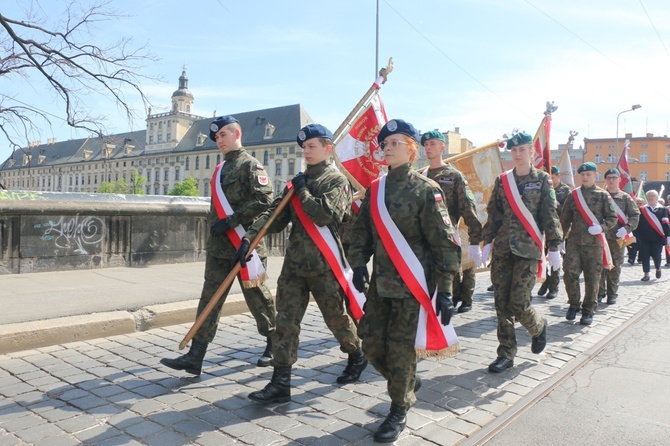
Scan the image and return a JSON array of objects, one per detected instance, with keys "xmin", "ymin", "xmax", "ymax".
[
  {"xmin": 548, "ymin": 250, "xmax": 562, "ymax": 272},
  {"xmin": 667, "ymin": 236, "xmax": 670, "ymax": 245},
  {"xmin": 588, "ymin": 225, "xmax": 603, "ymax": 235},
  {"xmin": 616, "ymin": 227, "xmax": 628, "ymax": 239},
  {"xmin": 481, "ymin": 243, "xmax": 492, "ymax": 265},
  {"xmin": 559, "ymin": 241, "xmax": 566, "ymax": 254},
  {"xmin": 468, "ymin": 245, "xmax": 482, "ymax": 268}
]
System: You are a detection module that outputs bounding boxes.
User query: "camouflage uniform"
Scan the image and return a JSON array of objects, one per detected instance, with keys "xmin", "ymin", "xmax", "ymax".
[
  {"xmin": 560, "ymin": 184, "xmax": 617, "ymax": 316},
  {"xmin": 598, "ymin": 190, "xmax": 639, "ymax": 299},
  {"xmin": 483, "ymin": 166, "xmax": 562, "ymax": 360},
  {"xmin": 543, "ymin": 181, "xmax": 572, "ymax": 292},
  {"xmin": 195, "ymin": 148, "xmax": 276, "ymax": 344},
  {"xmin": 348, "ymin": 163, "xmax": 461, "ymax": 407},
  {"xmin": 426, "ymin": 164, "xmax": 482, "ymax": 307},
  {"xmin": 246, "ymin": 160, "xmax": 361, "ymax": 366}
]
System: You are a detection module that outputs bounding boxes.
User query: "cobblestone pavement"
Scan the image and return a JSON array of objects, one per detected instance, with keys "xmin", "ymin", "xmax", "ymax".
[{"xmin": 0, "ymin": 263, "xmax": 666, "ymax": 445}]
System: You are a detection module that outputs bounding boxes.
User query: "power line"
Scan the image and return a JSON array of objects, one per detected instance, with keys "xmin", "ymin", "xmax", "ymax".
[{"xmin": 639, "ymin": 0, "xmax": 670, "ymax": 62}]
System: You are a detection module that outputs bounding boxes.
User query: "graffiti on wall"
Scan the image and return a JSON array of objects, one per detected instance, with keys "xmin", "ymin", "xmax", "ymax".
[
  {"xmin": 0, "ymin": 190, "xmax": 44, "ymax": 201},
  {"xmin": 35, "ymin": 216, "xmax": 105, "ymax": 254}
]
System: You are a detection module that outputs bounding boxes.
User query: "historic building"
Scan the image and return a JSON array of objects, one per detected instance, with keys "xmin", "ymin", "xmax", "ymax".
[{"xmin": 0, "ymin": 70, "xmax": 313, "ymax": 197}]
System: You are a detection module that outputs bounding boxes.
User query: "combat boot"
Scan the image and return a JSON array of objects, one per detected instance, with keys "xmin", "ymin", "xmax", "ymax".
[
  {"xmin": 597, "ymin": 293, "xmax": 606, "ymax": 303},
  {"xmin": 546, "ymin": 289, "xmax": 558, "ymax": 299},
  {"xmin": 607, "ymin": 295, "xmax": 617, "ymax": 305},
  {"xmin": 257, "ymin": 337, "xmax": 273, "ymax": 367},
  {"xmin": 248, "ymin": 365, "xmax": 291, "ymax": 404},
  {"xmin": 566, "ymin": 306, "xmax": 579, "ymax": 321},
  {"xmin": 374, "ymin": 403, "xmax": 408, "ymax": 443},
  {"xmin": 537, "ymin": 282, "xmax": 548, "ymax": 296},
  {"xmin": 160, "ymin": 339, "xmax": 208, "ymax": 375},
  {"xmin": 336, "ymin": 349, "xmax": 368, "ymax": 384}
]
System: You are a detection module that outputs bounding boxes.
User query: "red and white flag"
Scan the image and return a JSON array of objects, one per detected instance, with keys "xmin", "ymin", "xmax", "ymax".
[
  {"xmin": 334, "ymin": 78, "xmax": 388, "ymax": 190},
  {"xmin": 617, "ymin": 139, "xmax": 634, "ymax": 195},
  {"xmin": 532, "ymin": 114, "xmax": 552, "ymax": 173}
]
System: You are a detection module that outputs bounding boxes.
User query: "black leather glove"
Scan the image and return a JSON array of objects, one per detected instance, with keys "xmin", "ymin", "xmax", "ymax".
[
  {"xmin": 233, "ymin": 237, "xmax": 251, "ymax": 267},
  {"xmin": 292, "ymin": 172, "xmax": 307, "ymax": 193},
  {"xmin": 352, "ymin": 266, "xmax": 369, "ymax": 293},
  {"xmin": 435, "ymin": 291, "xmax": 454, "ymax": 326},
  {"xmin": 210, "ymin": 218, "xmax": 231, "ymax": 238}
]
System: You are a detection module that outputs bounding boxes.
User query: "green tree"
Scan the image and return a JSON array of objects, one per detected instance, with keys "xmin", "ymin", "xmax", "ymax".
[
  {"xmin": 168, "ymin": 177, "xmax": 199, "ymax": 196},
  {"xmin": 98, "ymin": 179, "xmax": 129, "ymax": 194},
  {"xmin": 129, "ymin": 169, "xmax": 147, "ymax": 195}
]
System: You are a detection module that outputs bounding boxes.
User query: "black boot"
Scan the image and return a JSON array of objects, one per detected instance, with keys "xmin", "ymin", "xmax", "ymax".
[
  {"xmin": 257, "ymin": 337, "xmax": 273, "ymax": 367},
  {"xmin": 374, "ymin": 403, "xmax": 408, "ymax": 443},
  {"xmin": 336, "ymin": 349, "xmax": 368, "ymax": 384},
  {"xmin": 248, "ymin": 365, "xmax": 291, "ymax": 404},
  {"xmin": 160, "ymin": 339, "xmax": 208, "ymax": 375},
  {"xmin": 537, "ymin": 282, "xmax": 548, "ymax": 296}
]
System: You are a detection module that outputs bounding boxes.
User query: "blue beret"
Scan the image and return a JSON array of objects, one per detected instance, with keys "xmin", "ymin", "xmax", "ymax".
[
  {"xmin": 507, "ymin": 131, "xmax": 533, "ymax": 148},
  {"xmin": 420, "ymin": 130, "xmax": 446, "ymax": 146},
  {"xmin": 209, "ymin": 115, "xmax": 239, "ymax": 141},
  {"xmin": 297, "ymin": 124, "xmax": 333, "ymax": 147},
  {"xmin": 551, "ymin": 166, "xmax": 559, "ymax": 174},
  {"xmin": 378, "ymin": 119, "xmax": 420, "ymax": 144},
  {"xmin": 604, "ymin": 168, "xmax": 620, "ymax": 177},
  {"xmin": 577, "ymin": 162, "xmax": 598, "ymax": 173}
]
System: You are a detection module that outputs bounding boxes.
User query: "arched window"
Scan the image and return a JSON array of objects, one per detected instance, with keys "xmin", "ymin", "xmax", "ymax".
[
  {"xmin": 185, "ymin": 157, "xmax": 190, "ymax": 170},
  {"xmin": 195, "ymin": 156, "xmax": 200, "ymax": 170},
  {"xmin": 205, "ymin": 155, "xmax": 210, "ymax": 169},
  {"xmin": 263, "ymin": 151, "xmax": 269, "ymax": 165}
]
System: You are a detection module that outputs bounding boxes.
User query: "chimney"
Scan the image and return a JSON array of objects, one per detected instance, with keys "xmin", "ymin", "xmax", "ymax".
[
  {"xmin": 647, "ymin": 133, "xmax": 653, "ymax": 137},
  {"xmin": 454, "ymin": 127, "xmax": 460, "ymax": 134},
  {"xmin": 625, "ymin": 133, "xmax": 632, "ymax": 138}
]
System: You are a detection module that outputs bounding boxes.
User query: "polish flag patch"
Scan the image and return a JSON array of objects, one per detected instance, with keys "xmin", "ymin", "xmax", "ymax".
[
  {"xmin": 258, "ymin": 175, "xmax": 269, "ymax": 186},
  {"xmin": 434, "ymin": 193, "xmax": 443, "ymax": 202}
]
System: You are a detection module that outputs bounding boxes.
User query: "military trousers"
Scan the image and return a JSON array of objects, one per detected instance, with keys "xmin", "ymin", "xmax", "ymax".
[
  {"xmin": 194, "ymin": 254, "xmax": 276, "ymax": 344},
  {"xmin": 563, "ymin": 241, "xmax": 604, "ymax": 316},
  {"xmin": 452, "ymin": 267, "xmax": 476, "ymax": 305},
  {"xmin": 599, "ymin": 239, "xmax": 625, "ymax": 298},
  {"xmin": 490, "ymin": 252, "xmax": 545, "ymax": 360},
  {"xmin": 358, "ymin": 286, "xmax": 419, "ymax": 407},
  {"xmin": 272, "ymin": 272, "xmax": 361, "ymax": 367}
]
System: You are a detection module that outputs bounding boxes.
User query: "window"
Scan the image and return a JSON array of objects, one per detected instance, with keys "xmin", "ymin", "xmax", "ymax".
[
  {"xmin": 289, "ymin": 146, "xmax": 295, "ymax": 154},
  {"xmin": 195, "ymin": 156, "xmax": 200, "ymax": 170},
  {"xmin": 606, "ymin": 153, "xmax": 613, "ymax": 163},
  {"xmin": 216, "ymin": 154, "xmax": 221, "ymax": 164},
  {"xmin": 641, "ymin": 171, "xmax": 648, "ymax": 181},
  {"xmin": 164, "ymin": 170, "xmax": 169, "ymax": 181},
  {"xmin": 263, "ymin": 151, "xmax": 269, "ymax": 165},
  {"xmin": 595, "ymin": 154, "xmax": 602, "ymax": 163},
  {"xmin": 166, "ymin": 132, "xmax": 171, "ymax": 141},
  {"xmin": 185, "ymin": 157, "xmax": 190, "ymax": 170},
  {"xmin": 641, "ymin": 152, "xmax": 648, "ymax": 163},
  {"xmin": 123, "ymin": 161, "xmax": 126, "ymax": 167},
  {"xmin": 158, "ymin": 134, "xmax": 163, "ymax": 143},
  {"xmin": 595, "ymin": 145, "xmax": 602, "ymax": 149},
  {"xmin": 163, "ymin": 185, "xmax": 168, "ymax": 195},
  {"xmin": 167, "ymin": 120, "xmax": 171, "ymax": 128},
  {"xmin": 641, "ymin": 143, "xmax": 648, "ymax": 148},
  {"xmin": 608, "ymin": 144, "xmax": 615, "ymax": 149},
  {"xmin": 666, "ymin": 153, "xmax": 670, "ymax": 163},
  {"xmin": 186, "ymin": 105, "xmax": 191, "ymax": 113},
  {"xmin": 275, "ymin": 161, "xmax": 282, "ymax": 176},
  {"xmin": 175, "ymin": 167, "xmax": 180, "ymax": 181},
  {"xmin": 158, "ymin": 121, "xmax": 163, "ymax": 129},
  {"xmin": 205, "ymin": 155, "xmax": 210, "ymax": 169},
  {"xmin": 666, "ymin": 172, "xmax": 670, "ymax": 181},
  {"xmin": 276, "ymin": 147, "xmax": 282, "ymax": 155},
  {"xmin": 288, "ymin": 159, "xmax": 295, "ymax": 175}
]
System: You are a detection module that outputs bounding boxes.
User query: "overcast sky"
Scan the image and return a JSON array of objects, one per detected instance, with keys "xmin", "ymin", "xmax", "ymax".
[{"xmin": 2, "ymin": 0, "xmax": 669, "ymax": 162}]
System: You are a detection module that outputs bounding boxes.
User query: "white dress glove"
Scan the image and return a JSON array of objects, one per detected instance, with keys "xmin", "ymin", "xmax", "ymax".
[
  {"xmin": 588, "ymin": 225, "xmax": 603, "ymax": 235},
  {"xmin": 559, "ymin": 241, "xmax": 566, "ymax": 254},
  {"xmin": 468, "ymin": 245, "xmax": 482, "ymax": 268},
  {"xmin": 481, "ymin": 243, "xmax": 492, "ymax": 265},
  {"xmin": 667, "ymin": 236, "xmax": 670, "ymax": 246},
  {"xmin": 548, "ymin": 250, "xmax": 562, "ymax": 272},
  {"xmin": 616, "ymin": 227, "xmax": 628, "ymax": 239}
]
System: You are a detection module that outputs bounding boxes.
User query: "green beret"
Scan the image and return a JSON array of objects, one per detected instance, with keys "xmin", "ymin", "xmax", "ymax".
[
  {"xmin": 577, "ymin": 162, "xmax": 598, "ymax": 173},
  {"xmin": 604, "ymin": 168, "xmax": 620, "ymax": 177},
  {"xmin": 507, "ymin": 131, "xmax": 533, "ymax": 148},
  {"xmin": 551, "ymin": 166, "xmax": 559, "ymax": 174},
  {"xmin": 420, "ymin": 130, "xmax": 445, "ymax": 146}
]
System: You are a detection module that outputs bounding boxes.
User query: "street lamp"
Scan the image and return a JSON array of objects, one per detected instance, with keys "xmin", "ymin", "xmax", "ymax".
[{"xmin": 615, "ymin": 104, "xmax": 641, "ymax": 165}]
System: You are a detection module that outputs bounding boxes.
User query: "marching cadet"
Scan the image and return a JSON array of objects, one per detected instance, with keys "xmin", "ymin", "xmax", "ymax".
[
  {"xmin": 348, "ymin": 119, "xmax": 461, "ymax": 443},
  {"xmin": 560, "ymin": 162, "xmax": 617, "ymax": 326},
  {"xmin": 537, "ymin": 165, "xmax": 572, "ymax": 299},
  {"xmin": 597, "ymin": 168, "xmax": 639, "ymax": 304},
  {"xmin": 422, "ymin": 130, "xmax": 483, "ymax": 313},
  {"xmin": 161, "ymin": 115, "xmax": 276, "ymax": 375},
  {"xmin": 481, "ymin": 132, "xmax": 563, "ymax": 373},
  {"xmin": 237, "ymin": 124, "xmax": 366, "ymax": 405}
]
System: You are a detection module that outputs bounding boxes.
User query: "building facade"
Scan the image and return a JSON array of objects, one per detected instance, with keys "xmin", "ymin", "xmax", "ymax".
[
  {"xmin": 583, "ymin": 133, "xmax": 670, "ymax": 186},
  {"xmin": 499, "ymin": 144, "xmax": 586, "ymax": 185},
  {"xmin": 0, "ymin": 71, "xmax": 313, "ymax": 197}
]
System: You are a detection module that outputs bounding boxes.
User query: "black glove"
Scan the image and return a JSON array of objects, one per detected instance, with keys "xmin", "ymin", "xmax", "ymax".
[
  {"xmin": 292, "ymin": 172, "xmax": 307, "ymax": 193},
  {"xmin": 352, "ymin": 266, "xmax": 369, "ymax": 293},
  {"xmin": 435, "ymin": 291, "xmax": 454, "ymax": 326},
  {"xmin": 233, "ymin": 238, "xmax": 251, "ymax": 267},
  {"xmin": 210, "ymin": 218, "xmax": 231, "ymax": 238}
]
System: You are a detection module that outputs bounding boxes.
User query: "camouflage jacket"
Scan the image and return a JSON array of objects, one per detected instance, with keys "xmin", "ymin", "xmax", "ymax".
[
  {"xmin": 605, "ymin": 189, "xmax": 640, "ymax": 241},
  {"xmin": 426, "ymin": 164, "xmax": 483, "ymax": 245},
  {"xmin": 207, "ymin": 148, "xmax": 273, "ymax": 258},
  {"xmin": 247, "ymin": 160, "xmax": 352, "ymax": 277},
  {"xmin": 554, "ymin": 181, "xmax": 572, "ymax": 215},
  {"xmin": 483, "ymin": 166, "xmax": 563, "ymax": 260},
  {"xmin": 347, "ymin": 163, "xmax": 461, "ymax": 299},
  {"xmin": 560, "ymin": 184, "xmax": 617, "ymax": 246}
]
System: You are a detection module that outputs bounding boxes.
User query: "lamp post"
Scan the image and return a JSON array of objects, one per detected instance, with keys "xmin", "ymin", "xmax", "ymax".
[{"xmin": 615, "ymin": 104, "xmax": 641, "ymax": 165}]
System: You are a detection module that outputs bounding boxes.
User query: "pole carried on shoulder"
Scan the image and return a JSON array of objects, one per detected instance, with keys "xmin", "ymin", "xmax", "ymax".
[{"xmin": 178, "ymin": 189, "xmax": 294, "ymax": 350}]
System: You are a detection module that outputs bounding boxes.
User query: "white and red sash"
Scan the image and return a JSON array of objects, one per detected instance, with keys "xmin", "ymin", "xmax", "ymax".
[
  {"xmin": 287, "ymin": 183, "xmax": 366, "ymax": 320},
  {"xmin": 612, "ymin": 199, "xmax": 634, "ymax": 243},
  {"xmin": 369, "ymin": 176, "xmax": 459, "ymax": 359},
  {"xmin": 211, "ymin": 162, "xmax": 267, "ymax": 288},
  {"xmin": 500, "ymin": 170, "xmax": 546, "ymax": 279},
  {"xmin": 640, "ymin": 205, "xmax": 666, "ymax": 239},
  {"xmin": 572, "ymin": 188, "xmax": 614, "ymax": 269}
]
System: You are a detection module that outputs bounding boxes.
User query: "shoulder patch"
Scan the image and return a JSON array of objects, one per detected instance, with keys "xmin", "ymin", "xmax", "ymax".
[
  {"xmin": 434, "ymin": 193, "xmax": 443, "ymax": 202},
  {"xmin": 549, "ymin": 188, "xmax": 556, "ymax": 200},
  {"xmin": 256, "ymin": 164, "xmax": 264, "ymax": 170},
  {"xmin": 258, "ymin": 175, "xmax": 269, "ymax": 186}
]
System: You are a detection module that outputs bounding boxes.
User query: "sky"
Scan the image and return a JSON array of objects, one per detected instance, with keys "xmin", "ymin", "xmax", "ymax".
[{"xmin": 2, "ymin": 0, "xmax": 670, "ymax": 163}]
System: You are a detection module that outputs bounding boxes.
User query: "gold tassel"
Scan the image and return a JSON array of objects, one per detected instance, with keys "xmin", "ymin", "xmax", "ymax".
[
  {"xmin": 415, "ymin": 343, "xmax": 460, "ymax": 360},
  {"xmin": 242, "ymin": 273, "xmax": 267, "ymax": 289}
]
